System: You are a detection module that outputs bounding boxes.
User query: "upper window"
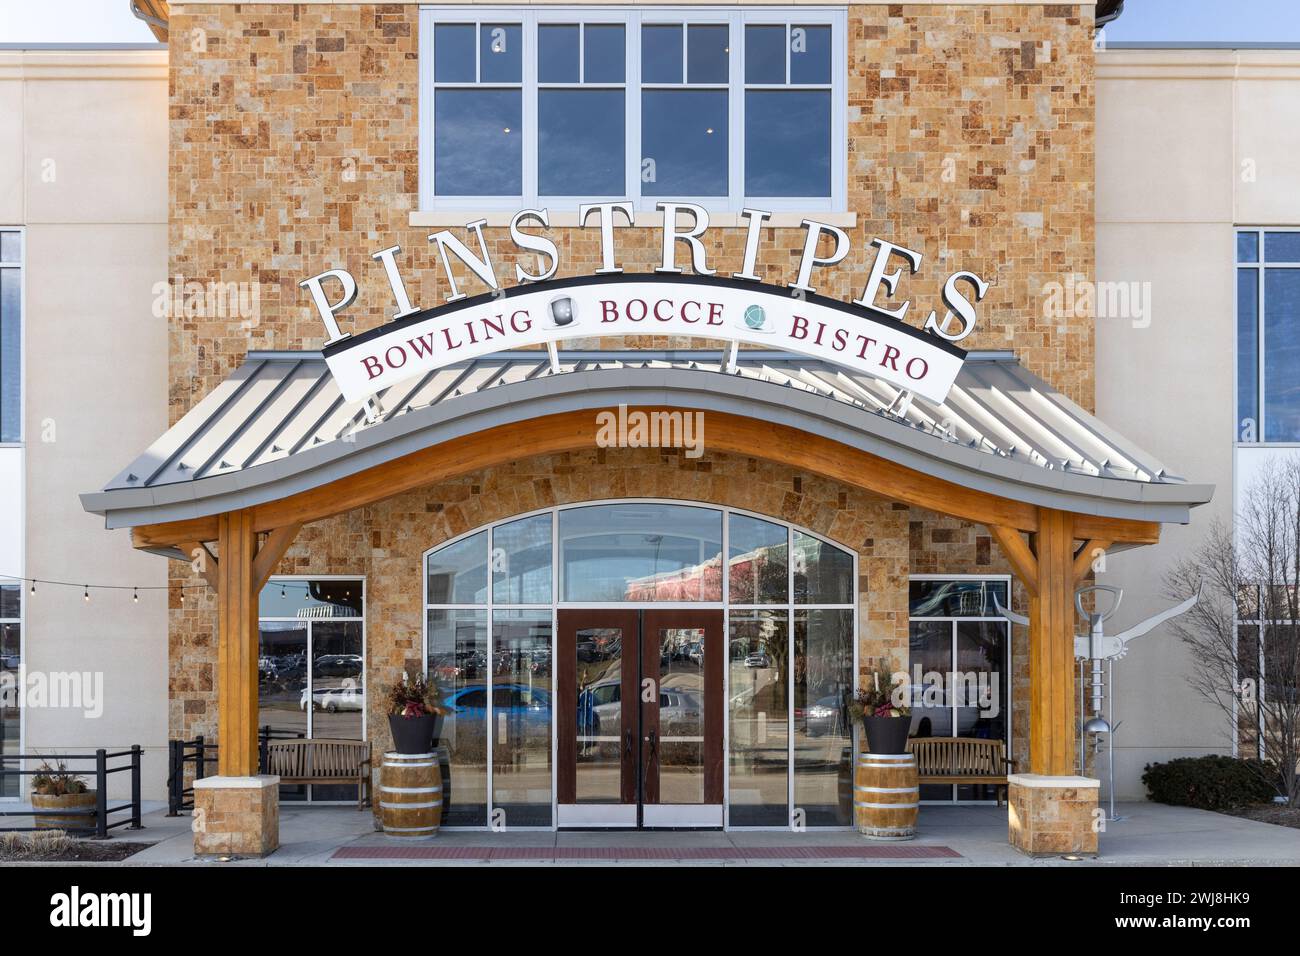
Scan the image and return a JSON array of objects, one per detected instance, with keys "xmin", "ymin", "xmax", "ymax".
[
  {"xmin": 419, "ymin": 7, "xmax": 846, "ymax": 212},
  {"xmin": 0, "ymin": 230, "xmax": 19, "ymax": 443},
  {"xmin": 1237, "ymin": 229, "xmax": 1300, "ymax": 443}
]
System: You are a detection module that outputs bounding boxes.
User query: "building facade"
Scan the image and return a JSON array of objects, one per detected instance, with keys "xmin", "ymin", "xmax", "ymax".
[{"xmin": 4, "ymin": 2, "xmax": 1295, "ymax": 853}]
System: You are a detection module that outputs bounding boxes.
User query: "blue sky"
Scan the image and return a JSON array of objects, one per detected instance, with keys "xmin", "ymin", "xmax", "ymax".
[{"xmin": 0, "ymin": 0, "xmax": 1298, "ymax": 45}]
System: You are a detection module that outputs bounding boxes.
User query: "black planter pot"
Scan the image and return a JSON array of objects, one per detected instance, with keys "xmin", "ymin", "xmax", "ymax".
[
  {"xmin": 863, "ymin": 715, "xmax": 912, "ymax": 755},
  {"xmin": 388, "ymin": 713, "xmax": 441, "ymax": 755}
]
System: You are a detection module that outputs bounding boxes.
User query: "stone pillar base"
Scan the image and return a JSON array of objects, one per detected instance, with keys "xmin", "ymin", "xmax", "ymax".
[
  {"xmin": 1007, "ymin": 774, "xmax": 1100, "ymax": 857},
  {"xmin": 192, "ymin": 775, "xmax": 280, "ymax": 858}
]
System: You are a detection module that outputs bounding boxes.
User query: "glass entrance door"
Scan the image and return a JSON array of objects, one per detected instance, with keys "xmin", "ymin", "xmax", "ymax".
[{"xmin": 557, "ymin": 609, "xmax": 723, "ymax": 828}]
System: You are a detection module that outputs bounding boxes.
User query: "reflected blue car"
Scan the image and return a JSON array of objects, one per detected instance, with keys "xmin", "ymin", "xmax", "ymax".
[{"xmin": 444, "ymin": 683, "xmax": 551, "ymax": 733}]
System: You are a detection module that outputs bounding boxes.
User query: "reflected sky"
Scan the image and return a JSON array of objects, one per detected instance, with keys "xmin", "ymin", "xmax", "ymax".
[
  {"xmin": 687, "ymin": 24, "xmax": 729, "ymax": 84},
  {"xmin": 539, "ymin": 24, "xmax": 580, "ymax": 83},
  {"xmin": 744, "ymin": 90, "xmax": 830, "ymax": 197},
  {"xmin": 1264, "ymin": 269, "xmax": 1300, "ymax": 441},
  {"xmin": 584, "ymin": 24, "xmax": 625, "ymax": 83},
  {"xmin": 434, "ymin": 23, "xmax": 474, "ymax": 82},
  {"xmin": 642, "ymin": 90, "xmax": 728, "ymax": 196},
  {"xmin": 479, "ymin": 23, "xmax": 522, "ymax": 82},
  {"xmin": 434, "ymin": 90, "xmax": 522, "ymax": 196},
  {"xmin": 642, "ymin": 24, "xmax": 683, "ymax": 83},
  {"xmin": 789, "ymin": 25, "xmax": 831, "ymax": 84},
  {"xmin": 745, "ymin": 24, "xmax": 785, "ymax": 83},
  {"xmin": 539, "ymin": 89, "xmax": 625, "ymax": 196}
]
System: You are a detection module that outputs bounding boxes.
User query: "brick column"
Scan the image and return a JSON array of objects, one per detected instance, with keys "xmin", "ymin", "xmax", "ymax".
[
  {"xmin": 1007, "ymin": 774, "xmax": 1100, "ymax": 857},
  {"xmin": 192, "ymin": 775, "xmax": 281, "ymax": 857}
]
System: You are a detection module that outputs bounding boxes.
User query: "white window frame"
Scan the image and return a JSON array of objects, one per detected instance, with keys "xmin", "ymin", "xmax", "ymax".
[
  {"xmin": 0, "ymin": 227, "xmax": 23, "ymax": 446},
  {"xmin": 260, "ymin": 575, "xmax": 367, "ymax": 805},
  {"xmin": 418, "ymin": 6, "xmax": 847, "ymax": 215},
  {"xmin": 907, "ymin": 574, "xmax": 1014, "ymax": 805},
  {"xmin": 1236, "ymin": 226, "xmax": 1300, "ymax": 447}
]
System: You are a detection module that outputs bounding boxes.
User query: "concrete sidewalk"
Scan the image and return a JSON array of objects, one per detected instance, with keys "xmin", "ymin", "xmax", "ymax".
[{"xmin": 89, "ymin": 801, "xmax": 1300, "ymax": 866}]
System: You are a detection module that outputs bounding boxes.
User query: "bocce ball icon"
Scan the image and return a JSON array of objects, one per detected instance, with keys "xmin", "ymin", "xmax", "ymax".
[
  {"xmin": 546, "ymin": 295, "xmax": 578, "ymax": 329},
  {"xmin": 738, "ymin": 303, "xmax": 773, "ymax": 333}
]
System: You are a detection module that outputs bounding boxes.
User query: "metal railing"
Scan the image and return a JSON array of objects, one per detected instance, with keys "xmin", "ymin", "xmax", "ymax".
[
  {"xmin": 0, "ymin": 747, "xmax": 143, "ymax": 838},
  {"xmin": 166, "ymin": 726, "xmax": 305, "ymax": 815}
]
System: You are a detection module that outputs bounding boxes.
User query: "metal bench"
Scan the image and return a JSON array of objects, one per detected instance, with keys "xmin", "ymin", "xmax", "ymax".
[
  {"xmin": 906, "ymin": 737, "xmax": 1017, "ymax": 805},
  {"xmin": 262, "ymin": 738, "xmax": 372, "ymax": 809}
]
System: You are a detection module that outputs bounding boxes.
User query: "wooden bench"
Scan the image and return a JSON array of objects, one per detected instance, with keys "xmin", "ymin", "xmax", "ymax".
[
  {"xmin": 906, "ymin": 737, "xmax": 1017, "ymax": 805},
  {"xmin": 262, "ymin": 738, "xmax": 372, "ymax": 809}
]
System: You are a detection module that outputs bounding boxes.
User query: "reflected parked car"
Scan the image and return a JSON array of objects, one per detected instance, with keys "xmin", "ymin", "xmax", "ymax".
[
  {"xmin": 299, "ymin": 686, "xmax": 364, "ymax": 712},
  {"xmin": 445, "ymin": 684, "xmax": 551, "ymax": 730},
  {"xmin": 745, "ymin": 652, "xmax": 770, "ymax": 669},
  {"xmin": 314, "ymin": 654, "xmax": 363, "ymax": 678},
  {"xmin": 797, "ymin": 695, "xmax": 843, "ymax": 737}
]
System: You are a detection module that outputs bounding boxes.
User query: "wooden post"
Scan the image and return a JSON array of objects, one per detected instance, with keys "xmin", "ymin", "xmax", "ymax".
[
  {"xmin": 1028, "ymin": 508, "xmax": 1075, "ymax": 776},
  {"xmin": 216, "ymin": 509, "xmax": 259, "ymax": 776}
]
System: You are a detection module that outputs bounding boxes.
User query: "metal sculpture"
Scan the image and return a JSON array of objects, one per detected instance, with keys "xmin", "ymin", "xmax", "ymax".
[{"xmin": 994, "ymin": 582, "xmax": 1201, "ymax": 820}]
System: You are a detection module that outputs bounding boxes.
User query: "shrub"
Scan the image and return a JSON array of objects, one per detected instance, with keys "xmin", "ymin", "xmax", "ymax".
[{"xmin": 1142, "ymin": 755, "xmax": 1278, "ymax": 810}]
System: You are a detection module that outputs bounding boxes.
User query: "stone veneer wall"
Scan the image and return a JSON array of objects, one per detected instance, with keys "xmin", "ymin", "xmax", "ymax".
[{"xmin": 165, "ymin": 3, "xmax": 1098, "ymax": 760}]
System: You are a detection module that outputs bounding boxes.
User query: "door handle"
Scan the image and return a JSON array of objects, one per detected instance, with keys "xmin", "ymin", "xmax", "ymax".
[
  {"xmin": 646, "ymin": 729, "xmax": 657, "ymax": 761},
  {"xmin": 624, "ymin": 728, "xmax": 633, "ymax": 756}
]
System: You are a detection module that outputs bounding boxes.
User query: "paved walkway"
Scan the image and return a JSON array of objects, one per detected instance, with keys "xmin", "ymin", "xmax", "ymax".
[{"xmin": 82, "ymin": 801, "xmax": 1300, "ymax": 866}]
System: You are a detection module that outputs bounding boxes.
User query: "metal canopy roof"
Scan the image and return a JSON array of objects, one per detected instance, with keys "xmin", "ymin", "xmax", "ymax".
[{"xmin": 80, "ymin": 349, "xmax": 1213, "ymax": 529}]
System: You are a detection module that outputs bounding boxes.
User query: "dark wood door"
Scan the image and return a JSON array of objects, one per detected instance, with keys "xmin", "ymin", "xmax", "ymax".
[
  {"xmin": 641, "ymin": 610, "xmax": 724, "ymax": 811},
  {"xmin": 557, "ymin": 608, "xmax": 724, "ymax": 827},
  {"xmin": 556, "ymin": 610, "xmax": 639, "ymax": 813}
]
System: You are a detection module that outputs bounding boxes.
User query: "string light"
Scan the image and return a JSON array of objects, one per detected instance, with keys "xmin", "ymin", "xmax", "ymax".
[{"xmin": 3, "ymin": 575, "xmax": 322, "ymax": 602}]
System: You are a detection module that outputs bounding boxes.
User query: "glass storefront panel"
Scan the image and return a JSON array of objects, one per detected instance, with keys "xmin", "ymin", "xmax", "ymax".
[
  {"xmin": 492, "ymin": 610, "xmax": 553, "ymax": 827},
  {"xmin": 427, "ymin": 531, "xmax": 489, "ymax": 605},
  {"xmin": 560, "ymin": 503, "xmax": 722, "ymax": 601},
  {"xmin": 492, "ymin": 513, "xmax": 552, "ymax": 605},
  {"xmin": 1, "ymin": 594, "xmax": 18, "ymax": 798},
  {"xmin": 310, "ymin": 620, "xmax": 365, "ymax": 800},
  {"xmin": 575, "ymin": 626, "xmax": 625, "ymax": 804},
  {"xmin": 908, "ymin": 618, "xmax": 953, "ymax": 801},
  {"xmin": 728, "ymin": 610, "xmax": 789, "ymax": 826},
  {"xmin": 428, "ymin": 608, "xmax": 489, "ymax": 827},
  {"xmin": 793, "ymin": 531, "xmax": 853, "ymax": 605},
  {"xmin": 728, "ymin": 514, "xmax": 788, "ymax": 605},
  {"xmin": 908, "ymin": 579, "xmax": 1009, "ymax": 618},
  {"xmin": 954, "ymin": 620, "xmax": 1010, "ymax": 801},
  {"xmin": 259, "ymin": 578, "xmax": 362, "ymax": 617},
  {"xmin": 793, "ymin": 609, "xmax": 854, "ymax": 826},
  {"xmin": 258, "ymin": 621, "xmax": 309, "ymax": 801},
  {"xmin": 657, "ymin": 625, "xmax": 706, "ymax": 805}
]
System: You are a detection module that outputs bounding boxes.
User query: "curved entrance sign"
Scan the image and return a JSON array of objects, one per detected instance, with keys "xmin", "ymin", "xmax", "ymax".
[{"xmin": 323, "ymin": 273, "xmax": 966, "ymax": 405}]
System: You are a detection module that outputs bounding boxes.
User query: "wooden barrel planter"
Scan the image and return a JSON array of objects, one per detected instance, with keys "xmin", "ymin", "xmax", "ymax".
[
  {"xmin": 853, "ymin": 752, "xmax": 919, "ymax": 841},
  {"xmin": 31, "ymin": 791, "xmax": 97, "ymax": 832},
  {"xmin": 379, "ymin": 752, "xmax": 442, "ymax": 838}
]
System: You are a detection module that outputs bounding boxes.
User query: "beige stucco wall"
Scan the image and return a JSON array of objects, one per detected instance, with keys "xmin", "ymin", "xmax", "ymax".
[
  {"xmin": 0, "ymin": 49, "xmax": 170, "ymax": 798},
  {"xmin": 1094, "ymin": 48, "xmax": 1300, "ymax": 797}
]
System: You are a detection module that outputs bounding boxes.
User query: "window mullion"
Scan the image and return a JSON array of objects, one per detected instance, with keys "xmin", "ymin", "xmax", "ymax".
[
  {"xmin": 729, "ymin": 12, "xmax": 743, "ymax": 212},
  {"xmin": 523, "ymin": 11, "xmax": 538, "ymax": 205},
  {"xmin": 629, "ymin": 12, "xmax": 643, "ymax": 209}
]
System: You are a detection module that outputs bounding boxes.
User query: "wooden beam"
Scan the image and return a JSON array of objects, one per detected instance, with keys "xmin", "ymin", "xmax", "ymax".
[
  {"xmin": 1074, "ymin": 514, "xmax": 1159, "ymax": 545},
  {"xmin": 987, "ymin": 524, "xmax": 1040, "ymax": 597},
  {"xmin": 1072, "ymin": 539, "xmax": 1113, "ymax": 585},
  {"xmin": 215, "ymin": 509, "xmax": 258, "ymax": 777},
  {"xmin": 128, "ymin": 409, "xmax": 1170, "ymax": 552},
  {"xmin": 252, "ymin": 523, "xmax": 302, "ymax": 588},
  {"xmin": 1028, "ymin": 508, "xmax": 1077, "ymax": 776}
]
